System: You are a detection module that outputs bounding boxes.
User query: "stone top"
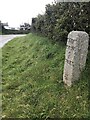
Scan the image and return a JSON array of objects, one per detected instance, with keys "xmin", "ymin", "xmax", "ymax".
[{"xmin": 68, "ymin": 31, "xmax": 89, "ymax": 40}]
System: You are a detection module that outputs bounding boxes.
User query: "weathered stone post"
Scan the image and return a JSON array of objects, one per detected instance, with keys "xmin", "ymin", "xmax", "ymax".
[{"xmin": 63, "ymin": 31, "xmax": 89, "ymax": 86}]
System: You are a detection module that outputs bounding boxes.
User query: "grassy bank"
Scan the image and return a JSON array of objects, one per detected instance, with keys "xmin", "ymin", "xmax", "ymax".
[{"xmin": 2, "ymin": 33, "xmax": 90, "ymax": 118}]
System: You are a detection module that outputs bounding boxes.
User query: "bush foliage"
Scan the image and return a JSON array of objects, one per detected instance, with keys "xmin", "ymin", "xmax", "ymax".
[{"xmin": 31, "ymin": 2, "xmax": 90, "ymax": 44}]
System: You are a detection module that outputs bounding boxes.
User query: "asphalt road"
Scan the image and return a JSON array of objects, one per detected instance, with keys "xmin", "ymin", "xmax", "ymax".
[{"xmin": 0, "ymin": 34, "xmax": 26, "ymax": 48}]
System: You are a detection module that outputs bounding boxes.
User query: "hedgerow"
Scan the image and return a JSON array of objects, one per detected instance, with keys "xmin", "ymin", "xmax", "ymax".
[{"xmin": 31, "ymin": 2, "xmax": 90, "ymax": 44}]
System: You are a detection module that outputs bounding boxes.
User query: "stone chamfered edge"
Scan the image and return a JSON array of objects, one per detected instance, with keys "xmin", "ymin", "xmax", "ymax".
[{"xmin": 63, "ymin": 31, "xmax": 89, "ymax": 86}]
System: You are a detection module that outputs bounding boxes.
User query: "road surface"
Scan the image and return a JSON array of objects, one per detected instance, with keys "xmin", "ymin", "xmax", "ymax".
[{"xmin": 0, "ymin": 34, "xmax": 26, "ymax": 48}]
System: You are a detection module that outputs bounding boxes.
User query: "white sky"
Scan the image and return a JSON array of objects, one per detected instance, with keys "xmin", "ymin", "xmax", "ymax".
[{"xmin": 0, "ymin": 0, "xmax": 54, "ymax": 28}]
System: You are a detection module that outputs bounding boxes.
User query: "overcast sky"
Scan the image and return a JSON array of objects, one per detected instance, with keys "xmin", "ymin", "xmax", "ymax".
[{"xmin": 0, "ymin": 0, "xmax": 54, "ymax": 28}]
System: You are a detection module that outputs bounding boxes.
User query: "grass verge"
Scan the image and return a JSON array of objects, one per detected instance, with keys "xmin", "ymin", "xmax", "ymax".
[{"xmin": 2, "ymin": 33, "xmax": 90, "ymax": 118}]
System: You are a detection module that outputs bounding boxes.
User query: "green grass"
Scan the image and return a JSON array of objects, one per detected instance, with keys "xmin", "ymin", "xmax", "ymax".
[
  {"xmin": 0, "ymin": 31, "xmax": 2, "ymax": 35},
  {"xmin": 2, "ymin": 33, "xmax": 90, "ymax": 118}
]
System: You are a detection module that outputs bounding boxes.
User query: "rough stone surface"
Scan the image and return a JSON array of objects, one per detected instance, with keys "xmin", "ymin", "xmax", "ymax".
[{"xmin": 63, "ymin": 31, "xmax": 89, "ymax": 86}]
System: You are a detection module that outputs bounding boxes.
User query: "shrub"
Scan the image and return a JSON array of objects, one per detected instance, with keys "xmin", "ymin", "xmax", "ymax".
[{"xmin": 31, "ymin": 2, "xmax": 90, "ymax": 44}]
